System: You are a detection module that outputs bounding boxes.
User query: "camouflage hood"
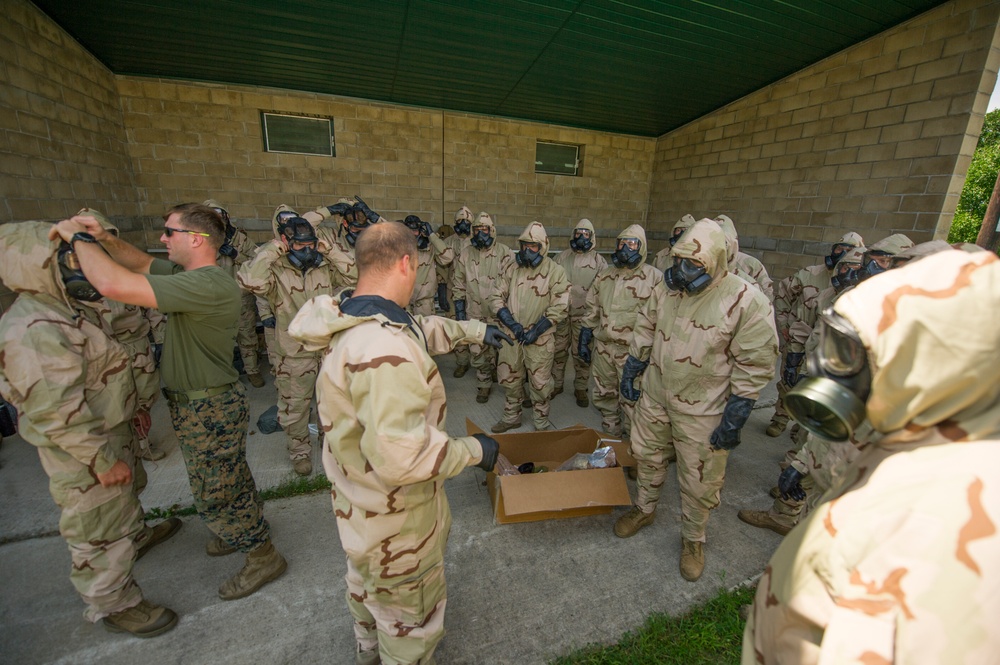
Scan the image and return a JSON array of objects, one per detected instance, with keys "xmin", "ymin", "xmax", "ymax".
[
  {"xmin": 79, "ymin": 207, "xmax": 118, "ymax": 235},
  {"xmin": 455, "ymin": 206, "xmax": 474, "ymax": 222},
  {"xmin": 617, "ymin": 224, "xmax": 648, "ymax": 264},
  {"xmin": 475, "ymin": 211, "xmax": 496, "ymax": 237},
  {"xmin": 288, "ymin": 290, "xmax": 413, "ymax": 353},
  {"xmin": 837, "ymin": 246, "xmax": 866, "ymax": 267},
  {"xmin": 271, "ymin": 204, "xmax": 297, "ymax": 238},
  {"xmin": 518, "ymin": 221, "xmax": 549, "ymax": 255},
  {"xmin": 714, "ymin": 214, "xmax": 740, "ymax": 270},
  {"xmin": 203, "ymin": 199, "xmax": 229, "ymax": 216},
  {"xmin": 833, "ymin": 250, "xmax": 1000, "ymax": 436},
  {"xmin": 673, "ymin": 214, "xmax": 696, "ymax": 236},
  {"xmin": 0, "ymin": 221, "xmax": 71, "ymax": 303},
  {"xmin": 868, "ymin": 233, "xmax": 913, "ymax": 256},
  {"xmin": 576, "ymin": 217, "xmax": 597, "ymax": 246},
  {"xmin": 672, "ymin": 218, "xmax": 729, "ymax": 282},
  {"xmin": 838, "ymin": 231, "xmax": 865, "ymax": 248}
]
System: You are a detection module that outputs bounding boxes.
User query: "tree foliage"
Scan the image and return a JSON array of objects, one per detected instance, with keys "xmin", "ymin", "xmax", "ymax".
[{"xmin": 950, "ymin": 109, "xmax": 1000, "ymax": 243}]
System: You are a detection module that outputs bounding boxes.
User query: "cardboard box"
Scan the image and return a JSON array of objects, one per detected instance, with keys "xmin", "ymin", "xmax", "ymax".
[{"xmin": 467, "ymin": 419, "xmax": 635, "ymax": 524}]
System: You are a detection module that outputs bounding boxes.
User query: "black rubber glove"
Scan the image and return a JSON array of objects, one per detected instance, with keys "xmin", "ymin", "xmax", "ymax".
[
  {"xmin": 483, "ymin": 325, "xmax": 515, "ymax": 349},
  {"xmin": 420, "ymin": 221, "xmax": 433, "ymax": 238},
  {"xmin": 436, "ymin": 283, "xmax": 450, "ymax": 312},
  {"xmin": 353, "ymin": 195, "xmax": 381, "ymax": 223},
  {"xmin": 497, "ymin": 307, "xmax": 524, "ymax": 340},
  {"xmin": 782, "ymin": 352, "xmax": 805, "ymax": 387},
  {"xmin": 710, "ymin": 394, "xmax": 756, "ymax": 450},
  {"xmin": 152, "ymin": 343, "xmax": 163, "ymax": 368},
  {"xmin": 326, "ymin": 202, "xmax": 351, "ymax": 216},
  {"xmin": 578, "ymin": 327, "xmax": 594, "ymax": 365},
  {"xmin": 473, "ymin": 433, "xmax": 500, "ymax": 472},
  {"xmin": 778, "ymin": 466, "xmax": 807, "ymax": 502},
  {"xmin": 620, "ymin": 355, "xmax": 648, "ymax": 402},
  {"xmin": 261, "ymin": 316, "xmax": 276, "ymax": 328},
  {"xmin": 520, "ymin": 316, "xmax": 553, "ymax": 345},
  {"xmin": 218, "ymin": 243, "xmax": 238, "ymax": 259},
  {"xmin": 454, "ymin": 300, "xmax": 468, "ymax": 322}
]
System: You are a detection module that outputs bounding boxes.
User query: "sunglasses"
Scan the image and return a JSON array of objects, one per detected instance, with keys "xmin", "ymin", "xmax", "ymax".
[{"xmin": 164, "ymin": 225, "xmax": 211, "ymax": 238}]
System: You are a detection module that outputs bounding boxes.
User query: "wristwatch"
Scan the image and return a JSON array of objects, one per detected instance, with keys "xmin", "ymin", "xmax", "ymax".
[{"xmin": 71, "ymin": 232, "xmax": 98, "ymax": 245}]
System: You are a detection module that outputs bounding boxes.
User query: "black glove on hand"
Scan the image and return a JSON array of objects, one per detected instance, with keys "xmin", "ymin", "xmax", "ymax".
[
  {"xmin": 620, "ymin": 355, "xmax": 648, "ymax": 402},
  {"xmin": 473, "ymin": 433, "xmax": 500, "ymax": 472},
  {"xmin": 420, "ymin": 221, "xmax": 433, "ymax": 238},
  {"xmin": 578, "ymin": 327, "xmax": 594, "ymax": 365},
  {"xmin": 261, "ymin": 317, "xmax": 276, "ymax": 329},
  {"xmin": 326, "ymin": 202, "xmax": 351, "ymax": 216},
  {"xmin": 777, "ymin": 466, "xmax": 807, "ymax": 502},
  {"xmin": 520, "ymin": 316, "xmax": 553, "ymax": 345},
  {"xmin": 152, "ymin": 343, "xmax": 163, "ymax": 368},
  {"xmin": 454, "ymin": 300, "xmax": 468, "ymax": 322},
  {"xmin": 483, "ymin": 325, "xmax": 515, "ymax": 349},
  {"xmin": 436, "ymin": 283, "xmax": 450, "ymax": 312},
  {"xmin": 353, "ymin": 195, "xmax": 380, "ymax": 223},
  {"xmin": 782, "ymin": 352, "xmax": 805, "ymax": 387},
  {"xmin": 497, "ymin": 307, "xmax": 524, "ymax": 340},
  {"xmin": 710, "ymin": 394, "xmax": 756, "ymax": 450},
  {"xmin": 218, "ymin": 243, "xmax": 238, "ymax": 260}
]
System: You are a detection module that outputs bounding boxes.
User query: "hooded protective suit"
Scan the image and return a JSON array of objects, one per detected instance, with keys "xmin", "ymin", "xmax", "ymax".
[
  {"xmin": 490, "ymin": 222, "xmax": 570, "ymax": 430},
  {"xmin": 715, "ymin": 214, "xmax": 774, "ymax": 301},
  {"xmin": 580, "ymin": 224, "xmax": 663, "ymax": 436},
  {"xmin": 436, "ymin": 206, "xmax": 474, "ymax": 313},
  {"xmin": 552, "ymin": 218, "xmax": 608, "ymax": 397},
  {"xmin": 743, "ymin": 249, "xmax": 1000, "ymax": 665},
  {"xmin": 287, "ymin": 290, "xmax": 490, "ymax": 664},
  {"xmin": 407, "ymin": 220, "xmax": 455, "ymax": 317},
  {"xmin": 237, "ymin": 220, "xmax": 347, "ymax": 464},
  {"xmin": 0, "ymin": 221, "xmax": 145, "ymax": 621},
  {"xmin": 452, "ymin": 212, "xmax": 515, "ymax": 392},
  {"xmin": 291, "ymin": 202, "xmax": 361, "ymax": 285},
  {"xmin": 204, "ymin": 199, "xmax": 263, "ymax": 377},
  {"xmin": 628, "ymin": 219, "xmax": 778, "ymax": 543},
  {"xmin": 652, "ymin": 214, "xmax": 697, "ymax": 272}
]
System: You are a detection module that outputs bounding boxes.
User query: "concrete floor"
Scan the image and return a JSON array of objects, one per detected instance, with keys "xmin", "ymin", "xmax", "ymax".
[{"xmin": 0, "ymin": 350, "xmax": 789, "ymax": 665}]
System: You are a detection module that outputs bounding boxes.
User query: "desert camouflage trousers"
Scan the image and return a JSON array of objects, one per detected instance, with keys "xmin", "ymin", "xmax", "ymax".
[
  {"xmin": 497, "ymin": 336, "xmax": 555, "ymax": 430},
  {"xmin": 274, "ymin": 353, "xmax": 320, "ymax": 461},
  {"xmin": 794, "ymin": 433, "xmax": 862, "ymax": 511},
  {"xmin": 591, "ymin": 340, "xmax": 636, "ymax": 437},
  {"xmin": 469, "ymin": 340, "xmax": 496, "ymax": 390},
  {"xmin": 552, "ymin": 315, "xmax": 590, "ymax": 392},
  {"xmin": 237, "ymin": 291, "xmax": 260, "ymax": 375},
  {"xmin": 770, "ymin": 350, "xmax": 790, "ymax": 425},
  {"xmin": 631, "ymin": 397, "xmax": 728, "ymax": 542},
  {"xmin": 761, "ymin": 444, "xmax": 817, "ymax": 529},
  {"xmin": 338, "ymin": 505, "xmax": 450, "ymax": 665},
  {"xmin": 411, "ymin": 292, "xmax": 435, "ymax": 318},
  {"xmin": 39, "ymin": 422, "xmax": 145, "ymax": 621},
  {"xmin": 168, "ymin": 383, "xmax": 269, "ymax": 553}
]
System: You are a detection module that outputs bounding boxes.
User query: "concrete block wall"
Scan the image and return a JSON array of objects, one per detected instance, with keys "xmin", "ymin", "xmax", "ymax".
[
  {"xmin": 117, "ymin": 78, "xmax": 656, "ymax": 251},
  {"xmin": 648, "ymin": 0, "xmax": 1000, "ymax": 279}
]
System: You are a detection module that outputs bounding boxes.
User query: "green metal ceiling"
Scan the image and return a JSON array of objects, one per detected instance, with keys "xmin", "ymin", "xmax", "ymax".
[{"xmin": 35, "ymin": 0, "xmax": 948, "ymax": 137}]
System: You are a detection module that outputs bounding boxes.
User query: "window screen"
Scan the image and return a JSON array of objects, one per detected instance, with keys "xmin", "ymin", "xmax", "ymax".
[
  {"xmin": 535, "ymin": 141, "xmax": 580, "ymax": 176},
  {"xmin": 261, "ymin": 112, "xmax": 335, "ymax": 156}
]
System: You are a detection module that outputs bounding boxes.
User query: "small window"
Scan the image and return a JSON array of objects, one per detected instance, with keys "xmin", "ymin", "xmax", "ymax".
[
  {"xmin": 535, "ymin": 141, "xmax": 580, "ymax": 176},
  {"xmin": 261, "ymin": 112, "xmax": 335, "ymax": 156}
]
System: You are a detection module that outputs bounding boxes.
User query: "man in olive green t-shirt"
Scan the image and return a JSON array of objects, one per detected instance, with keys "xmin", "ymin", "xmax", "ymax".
[{"xmin": 51, "ymin": 203, "xmax": 287, "ymax": 602}]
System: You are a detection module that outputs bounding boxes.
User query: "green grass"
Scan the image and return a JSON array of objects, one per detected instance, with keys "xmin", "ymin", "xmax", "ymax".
[
  {"xmin": 144, "ymin": 473, "xmax": 332, "ymax": 521},
  {"xmin": 549, "ymin": 584, "xmax": 755, "ymax": 665}
]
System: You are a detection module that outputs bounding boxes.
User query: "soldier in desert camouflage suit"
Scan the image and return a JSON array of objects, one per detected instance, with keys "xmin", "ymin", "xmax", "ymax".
[
  {"xmin": 615, "ymin": 219, "xmax": 778, "ymax": 582},
  {"xmin": 714, "ymin": 214, "xmax": 774, "ymax": 301},
  {"xmin": 552, "ymin": 218, "xmax": 607, "ymax": 407},
  {"xmin": 288, "ymin": 222, "xmax": 509, "ymax": 665},
  {"xmin": 651, "ymin": 214, "xmax": 697, "ymax": 272},
  {"xmin": 452, "ymin": 212, "xmax": 515, "ymax": 402},
  {"xmin": 441, "ymin": 206, "xmax": 474, "ymax": 376},
  {"xmin": 768, "ymin": 231, "xmax": 864, "ymax": 437},
  {"xmin": 400, "ymin": 215, "xmax": 455, "ymax": 317},
  {"xmin": 743, "ymin": 248, "xmax": 1000, "ymax": 665},
  {"xmin": 238, "ymin": 216, "xmax": 351, "ymax": 476},
  {"xmin": 579, "ymin": 224, "xmax": 663, "ymax": 437},
  {"xmin": 0, "ymin": 221, "xmax": 177, "ymax": 636},
  {"xmin": 203, "ymin": 200, "xmax": 265, "ymax": 387},
  {"xmin": 490, "ymin": 222, "xmax": 570, "ymax": 432}
]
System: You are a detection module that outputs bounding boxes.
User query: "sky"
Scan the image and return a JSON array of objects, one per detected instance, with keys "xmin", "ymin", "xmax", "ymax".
[{"xmin": 991, "ymin": 82, "xmax": 1000, "ymax": 111}]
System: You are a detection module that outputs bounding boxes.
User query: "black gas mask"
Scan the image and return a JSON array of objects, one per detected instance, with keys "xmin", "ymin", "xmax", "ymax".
[
  {"xmin": 404, "ymin": 215, "xmax": 431, "ymax": 250},
  {"xmin": 824, "ymin": 243, "xmax": 853, "ymax": 270},
  {"xmin": 516, "ymin": 241, "xmax": 543, "ymax": 268},
  {"xmin": 668, "ymin": 227, "xmax": 686, "ymax": 247},
  {"xmin": 454, "ymin": 219, "xmax": 472, "ymax": 237},
  {"xmin": 611, "ymin": 237, "xmax": 642, "ymax": 269},
  {"xmin": 785, "ymin": 310, "xmax": 871, "ymax": 442},
  {"xmin": 665, "ymin": 257, "xmax": 712, "ymax": 294},
  {"xmin": 861, "ymin": 250, "xmax": 893, "ymax": 279},
  {"xmin": 342, "ymin": 207, "xmax": 372, "ymax": 247},
  {"xmin": 470, "ymin": 226, "xmax": 494, "ymax": 250},
  {"xmin": 830, "ymin": 262, "xmax": 862, "ymax": 293},
  {"xmin": 281, "ymin": 218, "xmax": 322, "ymax": 273},
  {"xmin": 569, "ymin": 228, "xmax": 593, "ymax": 253},
  {"xmin": 216, "ymin": 209, "xmax": 238, "ymax": 260},
  {"xmin": 57, "ymin": 242, "xmax": 102, "ymax": 302}
]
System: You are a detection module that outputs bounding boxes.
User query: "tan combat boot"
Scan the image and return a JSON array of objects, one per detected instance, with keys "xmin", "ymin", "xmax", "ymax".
[
  {"xmin": 356, "ymin": 646, "xmax": 382, "ymax": 665},
  {"xmin": 247, "ymin": 372, "xmax": 265, "ymax": 388},
  {"xmin": 293, "ymin": 457, "xmax": 313, "ymax": 476},
  {"xmin": 613, "ymin": 506, "xmax": 654, "ymax": 538},
  {"xmin": 765, "ymin": 418, "xmax": 787, "ymax": 437},
  {"xmin": 575, "ymin": 389, "xmax": 589, "ymax": 408},
  {"xmin": 206, "ymin": 534, "xmax": 237, "ymax": 557},
  {"xmin": 136, "ymin": 517, "xmax": 182, "ymax": 561},
  {"xmin": 453, "ymin": 364, "xmax": 469, "ymax": 378},
  {"xmin": 680, "ymin": 538, "xmax": 705, "ymax": 581},
  {"xmin": 218, "ymin": 540, "xmax": 288, "ymax": 600},
  {"xmin": 737, "ymin": 509, "xmax": 792, "ymax": 536},
  {"xmin": 491, "ymin": 418, "xmax": 520, "ymax": 434},
  {"xmin": 476, "ymin": 387, "xmax": 491, "ymax": 403},
  {"xmin": 103, "ymin": 599, "xmax": 178, "ymax": 638}
]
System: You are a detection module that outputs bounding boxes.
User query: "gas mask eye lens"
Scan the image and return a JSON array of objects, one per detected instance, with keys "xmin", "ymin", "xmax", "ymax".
[{"xmin": 818, "ymin": 312, "xmax": 866, "ymax": 377}]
